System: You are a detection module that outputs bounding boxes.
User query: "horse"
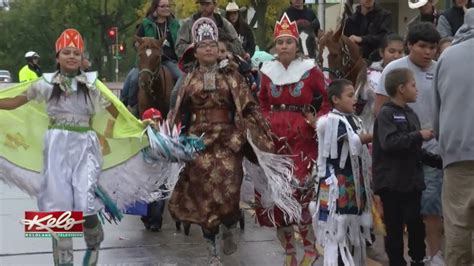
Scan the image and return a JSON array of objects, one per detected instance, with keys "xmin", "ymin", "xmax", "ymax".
[
  {"xmin": 135, "ymin": 36, "xmax": 175, "ymax": 118},
  {"xmin": 296, "ymin": 19, "xmax": 319, "ymax": 59},
  {"xmin": 318, "ymin": 27, "xmax": 376, "ymax": 133}
]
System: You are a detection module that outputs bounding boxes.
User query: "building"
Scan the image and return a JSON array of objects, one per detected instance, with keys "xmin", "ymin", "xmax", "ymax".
[{"xmin": 320, "ymin": 0, "xmax": 457, "ymax": 37}]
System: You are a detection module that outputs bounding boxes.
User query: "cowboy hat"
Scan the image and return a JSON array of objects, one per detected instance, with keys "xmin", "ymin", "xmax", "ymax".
[
  {"xmin": 408, "ymin": 0, "xmax": 438, "ymax": 9},
  {"xmin": 225, "ymin": 2, "xmax": 239, "ymax": 12}
]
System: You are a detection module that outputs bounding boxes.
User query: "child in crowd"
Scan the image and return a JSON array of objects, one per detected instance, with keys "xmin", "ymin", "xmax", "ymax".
[
  {"xmin": 372, "ymin": 68, "xmax": 442, "ymax": 266},
  {"xmin": 313, "ymin": 79, "xmax": 374, "ymax": 265},
  {"xmin": 217, "ymin": 33, "xmax": 257, "ymax": 93},
  {"xmin": 437, "ymin": 36, "xmax": 454, "ymax": 59},
  {"xmin": 140, "ymin": 108, "xmax": 165, "ymax": 231},
  {"xmin": 358, "ymin": 34, "xmax": 404, "ymax": 134},
  {"xmin": 367, "ymin": 34, "xmax": 405, "ymax": 93},
  {"xmin": 218, "ymin": 36, "xmax": 232, "ymax": 62}
]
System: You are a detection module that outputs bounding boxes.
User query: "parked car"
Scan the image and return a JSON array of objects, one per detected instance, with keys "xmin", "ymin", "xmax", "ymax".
[{"xmin": 0, "ymin": 70, "xmax": 12, "ymax": 83}]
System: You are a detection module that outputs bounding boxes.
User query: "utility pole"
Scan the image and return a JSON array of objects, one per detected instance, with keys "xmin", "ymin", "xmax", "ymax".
[
  {"xmin": 107, "ymin": 26, "xmax": 119, "ymax": 82},
  {"xmin": 318, "ymin": 0, "xmax": 325, "ymax": 31},
  {"xmin": 114, "ymin": 27, "xmax": 119, "ymax": 82}
]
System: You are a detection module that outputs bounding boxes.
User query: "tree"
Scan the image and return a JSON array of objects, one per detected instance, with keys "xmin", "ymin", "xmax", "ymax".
[{"xmin": 0, "ymin": 0, "xmax": 147, "ymax": 82}]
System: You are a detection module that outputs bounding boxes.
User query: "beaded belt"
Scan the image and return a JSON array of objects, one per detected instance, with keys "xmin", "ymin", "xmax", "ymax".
[
  {"xmin": 270, "ymin": 104, "xmax": 309, "ymax": 112},
  {"xmin": 190, "ymin": 108, "xmax": 233, "ymax": 124}
]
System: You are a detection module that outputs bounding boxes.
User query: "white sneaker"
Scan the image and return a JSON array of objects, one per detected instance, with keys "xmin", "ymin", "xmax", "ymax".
[{"xmin": 430, "ymin": 251, "xmax": 446, "ymax": 266}]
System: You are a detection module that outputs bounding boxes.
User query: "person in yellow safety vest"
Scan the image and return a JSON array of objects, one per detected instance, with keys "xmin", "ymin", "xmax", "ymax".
[{"xmin": 18, "ymin": 51, "xmax": 42, "ymax": 82}]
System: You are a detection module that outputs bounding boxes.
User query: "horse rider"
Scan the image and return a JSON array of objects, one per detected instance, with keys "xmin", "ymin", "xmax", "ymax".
[
  {"xmin": 407, "ymin": 0, "xmax": 441, "ymax": 28},
  {"xmin": 19, "ymin": 51, "xmax": 42, "ymax": 82},
  {"xmin": 225, "ymin": 2, "xmax": 256, "ymax": 60},
  {"xmin": 343, "ymin": 0, "xmax": 393, "ymax": 61},
  {"xmin": 175, "ymin": 0, "xmax": 245, "ymax": 61},
  {"xmin": 281, "ymin": 0, "xmax": 322, "ymax": 59},
  {"xmin": 121, "ymin": 0, "xmax": 180, "ymax": 116}
]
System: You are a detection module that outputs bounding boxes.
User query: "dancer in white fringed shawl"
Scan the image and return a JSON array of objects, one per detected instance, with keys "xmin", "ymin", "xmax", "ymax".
[
  {"xmin": 0, "ymin": 29, "xmax": 187, "ymax": 266},
  {"xmin": 312, "ymin": 79, "xmax": 374, "ymax": 266}
]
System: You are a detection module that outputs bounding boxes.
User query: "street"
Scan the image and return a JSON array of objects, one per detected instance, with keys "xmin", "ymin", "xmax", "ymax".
[{"xmin": 0, "ymin": 182, "xmax": 392, "ymax": 266}]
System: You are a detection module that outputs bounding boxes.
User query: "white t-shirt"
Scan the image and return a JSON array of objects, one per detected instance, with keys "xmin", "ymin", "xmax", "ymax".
[{"xmin": 376, "ymin": 56, "xmax": 438, "ymax": 153}]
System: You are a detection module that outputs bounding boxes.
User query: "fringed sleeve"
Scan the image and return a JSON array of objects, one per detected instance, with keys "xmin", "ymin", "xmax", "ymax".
[{"xmin": 227, "ymin": 71, "xmax": 302, "ymax": 225}]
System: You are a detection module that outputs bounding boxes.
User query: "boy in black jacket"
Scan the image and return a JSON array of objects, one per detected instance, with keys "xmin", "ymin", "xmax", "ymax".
[{"xmin": 373, "ymin": 67, "xmax": 441, "ymax": 266}]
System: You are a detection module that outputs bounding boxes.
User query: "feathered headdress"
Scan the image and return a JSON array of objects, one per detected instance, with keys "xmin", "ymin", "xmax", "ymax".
[{"xmin": 192, "ymin": 17, "xmax": 218, "ymax": 43}]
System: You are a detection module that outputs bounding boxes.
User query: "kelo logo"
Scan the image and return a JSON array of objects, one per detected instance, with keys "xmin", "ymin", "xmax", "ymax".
[{"xmin": 21, "ymin": 211, "xmax": 85, "ymax": 239}]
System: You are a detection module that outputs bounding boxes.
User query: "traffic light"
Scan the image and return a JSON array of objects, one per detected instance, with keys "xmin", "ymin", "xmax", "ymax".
[
  {"xmin": 107, "ymin": 27, "xmax": 118, "ymax": 41},
  {"xmin": 118, "ymin": 43, "xmax": 126, "ymax": 54}
]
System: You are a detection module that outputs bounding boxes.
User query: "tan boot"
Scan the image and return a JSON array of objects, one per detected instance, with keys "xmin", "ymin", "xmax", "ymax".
[
  {"xmin": 284, "ymin": 253, "xmax": 297, "ymax": 266},
  {"xmin": 299, "ymin": 251, "xmax": 320, "ymax": 266},
  {"xmin": 222, "ymin": 226, "xmax": 237, "ymax": 255}
]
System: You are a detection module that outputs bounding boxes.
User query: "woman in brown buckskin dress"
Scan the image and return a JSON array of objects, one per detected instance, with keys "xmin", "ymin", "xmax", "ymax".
[{"xmin": 168, "ymin": 17, "xmax": 278, "ymax": 266}]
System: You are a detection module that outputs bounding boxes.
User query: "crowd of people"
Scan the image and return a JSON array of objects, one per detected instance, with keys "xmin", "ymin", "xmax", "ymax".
[{"xmin": 2, "ymin": 0, "xmax": 474, "ymax": 265}]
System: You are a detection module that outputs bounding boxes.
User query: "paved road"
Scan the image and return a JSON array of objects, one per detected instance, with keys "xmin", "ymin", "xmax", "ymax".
[{"xmin": 0, "ymin": 183, "xmax": 391, "ymax": 266}]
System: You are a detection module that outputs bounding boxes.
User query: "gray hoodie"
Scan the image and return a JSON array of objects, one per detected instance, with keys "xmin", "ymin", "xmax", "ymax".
[{"xmin": 433, "ymin": 8, "xmax": 474, "ymax": 167}]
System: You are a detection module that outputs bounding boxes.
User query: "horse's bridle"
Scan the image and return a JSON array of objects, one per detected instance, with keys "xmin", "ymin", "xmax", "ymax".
[
  {"xmin": 322, "ymin": 39, "xmax": 364, "ymax": 80},
  {"xmin": 139, "ymin": 62, "xmax": 162, "ymax": 99}
]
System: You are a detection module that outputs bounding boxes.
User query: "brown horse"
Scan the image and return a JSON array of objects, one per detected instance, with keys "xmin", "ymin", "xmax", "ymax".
[
  {"xmin": 317, "ymin": 27, "xmax": 367, "ymax": 85},
  {"xmin": 318, "ymin": 27, "xmax": 376, "ymax": 131},
  {"xmin": 135, "ymin": 36, "xmax": 174, "ymax": 118}
]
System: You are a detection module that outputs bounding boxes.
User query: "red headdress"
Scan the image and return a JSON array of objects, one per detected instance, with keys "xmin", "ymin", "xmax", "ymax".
[
  {"xmin": 55, "ymin": 28, "xmax": 84, "ymax": 53},
  {"xmin": 273, "ymin": 13, "xmax": 299, "ymax": 41}
]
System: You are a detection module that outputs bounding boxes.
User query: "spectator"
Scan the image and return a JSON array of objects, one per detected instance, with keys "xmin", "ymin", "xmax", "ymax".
[
  {"xmin": 408, "ymin": 0, "xmax": 441, "ymax": 27},
  {"xmin": 360, "ymin": 34, "xmax": 404, "ymax": 134},
  {"xmin": 81, "ymin": 57, "xmax": 91, "ymax": 72},
  {"xmin": 281, "ymin": 0, "xmax": 321, "ymax": 58},
  {"xmin": 19, "ymin": 51, "xmax": 42, "ymax": 82},
  {"xmin": 437, "ymin": 0, "xmax": 471, "ymax": 37},
  {"xmin": 225, "ymin": 2, "xmax": 255, "ymax": 59},
  {"xmin": 374, "ymin": 22, "xmax": 445, "ymax": 265},
  {"xmin": 432, "ymin": 8, "xmax": 474, "ymax": 265},
  {"xmin": 175, "ymin": 0, "xmax": 244, "ymax": 59},
  {"xmin": 373, "ymin": 67, "xmax": 441, "ymax": 266},
  {"xmin": 343, "ymin": 0, "xmax": 393, "ymax": 60},
  {"xmin": 436, "ymin": 36, "xmax": 454, "ymax": 58}
]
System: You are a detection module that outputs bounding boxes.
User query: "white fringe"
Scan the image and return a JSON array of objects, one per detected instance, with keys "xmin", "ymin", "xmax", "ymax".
[
  {"xmin": 0, "ymin": 157, "xmax": 42, "ymax": 197},
  {"xmin": 0, "ymin": 153, "xmax": 183, "ymax": 212},
  {"xmin": 246, "ymin": 130, "xmax": 302, "ymax": 225},
  {"xmin": 314, "ymin": 111, "xmax": 374, "ymax": 265},
  {"xmin": 99, "ymin": 152, "xmax": 183, "ymax": 210},
  {"xmin": 316, "ymin": 214, "xmax": 371, "ymax": 266}
]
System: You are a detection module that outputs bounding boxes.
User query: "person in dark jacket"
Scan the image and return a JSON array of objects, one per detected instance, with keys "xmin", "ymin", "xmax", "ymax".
[
  {"xmin": 281, "ymin": 0, "xmax": 321, "ymax": 58},
  {"xmin": 225, "ymin": 2, "xmax": 256, "ymax": 60},
  {"xmin": 373, "ymin": 67, "xmax": 441, "ymax": 266},
  {"xmin": 343, "ymin": 0, "xmax": 393, "ymax": 60},
  {"xmin": 437, "ymin": 0, "xmax": 471, "ymax": 37}
]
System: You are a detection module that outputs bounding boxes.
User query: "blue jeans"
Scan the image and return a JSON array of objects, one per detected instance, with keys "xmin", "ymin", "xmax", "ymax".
[
  {"xmin": 121, "ymin": 67, "xmax": 139, "ymax": 108},
  {"xmin": 163, "ymin": 60, "xmax": 182, "ymax": 81},
  {"xmin": 123, "ymin": 62, "xmax": 181, "ymax": 110},
  {"xmin": 421, "ymin": 165, "xmax": 443, "ymax": 216}
]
